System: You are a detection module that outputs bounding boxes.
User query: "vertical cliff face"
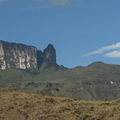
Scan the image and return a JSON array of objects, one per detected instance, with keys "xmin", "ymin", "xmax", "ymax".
[
  {"xmin": 0, "ymin": 41, "xmax": 58, "ymax": 70},
  {"xmin": 0, "ymin": 42, "xmax": 6, "ymax": 70},
  {"xmin": 37, "ymin": 50, "xmax": 44, "ymax": 69},
  {"xmin": 0, "ymin": 40, "xmax": 37, "ymax": 70}
]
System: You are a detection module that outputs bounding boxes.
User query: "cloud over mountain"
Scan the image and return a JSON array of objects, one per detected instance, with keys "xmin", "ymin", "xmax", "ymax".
[
  {"xmin": 83, "ymin": 42, "xmax": 120, "ymax": 57},
  {"xmin": 105, "ymin": 51, "xmax": 120, "ymax": 58}
]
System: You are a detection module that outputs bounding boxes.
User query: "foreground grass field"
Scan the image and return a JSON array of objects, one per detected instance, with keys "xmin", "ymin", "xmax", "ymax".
[{"xmin": 0, "ymin": 91, "xmax": 120, "ymax": 120}]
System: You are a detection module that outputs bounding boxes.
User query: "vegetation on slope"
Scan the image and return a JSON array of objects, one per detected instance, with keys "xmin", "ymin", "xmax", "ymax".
[
  {"xmin": 0, "ymin": 90, "xmax": 120, "ymax": 120},
  {"xmin": 1, "ymin": 61, "xmax": 120, "ymax": 100}
]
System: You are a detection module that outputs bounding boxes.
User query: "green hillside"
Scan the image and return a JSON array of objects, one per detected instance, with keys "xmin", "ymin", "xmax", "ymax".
[{"xmin": 1, "ymin": 61, "xmax": 120, "ymax": 100}]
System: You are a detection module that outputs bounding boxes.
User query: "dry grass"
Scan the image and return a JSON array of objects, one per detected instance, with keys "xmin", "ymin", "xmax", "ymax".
[{"xmin": 0, "ymin": 91, "xmax": 120, "ymax": 120}]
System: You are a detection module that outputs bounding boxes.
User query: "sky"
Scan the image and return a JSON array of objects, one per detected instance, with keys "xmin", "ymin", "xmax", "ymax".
[{"xmin": 0, "ymin": 0, "xmax": 120, "ymax": 68}]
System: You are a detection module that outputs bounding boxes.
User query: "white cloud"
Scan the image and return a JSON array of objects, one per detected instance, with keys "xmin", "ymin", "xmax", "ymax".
[
  {"xmin": 0, "ymin": 0, "xmax": 6, "ymax": 1},
  {"xmin": 34, "ymin": 0, "xmax": 44, "ymax": 2},
  {"xmin": 49, "ymin": 0, "xmax": 71, "ymax": 7},
  {"xmin": 35, "ymin": 0, "xmax": 79, "ymax": 7},
  {"xmin": 83, "ymin": 42, "xmax": 120, "ymax": 57},
  {"xmin": 105, "ymin": 51, "xmax": 120, "ymax": 58}
]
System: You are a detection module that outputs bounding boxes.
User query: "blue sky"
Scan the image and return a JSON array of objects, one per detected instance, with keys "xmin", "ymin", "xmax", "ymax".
[{"xmin": 0, "ymin": 0, "xmax": 120, "ymax": 68}]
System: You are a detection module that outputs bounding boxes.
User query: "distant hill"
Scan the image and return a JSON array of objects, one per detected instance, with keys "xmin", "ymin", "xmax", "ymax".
[
  {"xmin": 1, "ymin": 61, "xmax": 120, "ymax": 100},
  {"xmin": 31, "ymin": 61, "xmax": 120, "ymax": 100}
]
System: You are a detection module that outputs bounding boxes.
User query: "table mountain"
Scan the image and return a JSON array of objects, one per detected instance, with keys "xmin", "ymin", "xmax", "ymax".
[{"xmin": 0, "ymin": 40, "xmax": 58, "ymax": 70}]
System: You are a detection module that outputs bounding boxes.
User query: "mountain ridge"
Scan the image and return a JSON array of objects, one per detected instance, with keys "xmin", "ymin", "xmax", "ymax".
[
  {"xmin": 0, "ymin": 40, "xmax": 58, "ymax": 70},
  {"xmin": 1, "ymin": 40, "xmax": 120, "ymax": 100}
]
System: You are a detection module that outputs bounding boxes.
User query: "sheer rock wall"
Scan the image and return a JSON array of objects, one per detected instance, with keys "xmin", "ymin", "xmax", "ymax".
[
  {"xmin": 0, "ymin": 41, "xmax": 57, "ymax": 70},
  {"xmin": 0, "ymin": 41, "xmax": 37, "ymax": 70}
]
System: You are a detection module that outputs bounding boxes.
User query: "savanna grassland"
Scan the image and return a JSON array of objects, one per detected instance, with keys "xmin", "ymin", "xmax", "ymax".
[{"xmin": 0, "ymin": 90, "xmax": 120, "ymax": 120}]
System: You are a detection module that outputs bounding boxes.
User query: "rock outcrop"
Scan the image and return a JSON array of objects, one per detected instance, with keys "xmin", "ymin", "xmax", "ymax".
[
  {"xmin": 37, "ymin": 44, "xmax": 57, "ymax": 69},
  {"xmin": 0, "ymin": 40, "xmax": 57, "ymax": 70},
  {"xmin": 43, "ymin": 44, "xmax": 56, "ymax": 64}
]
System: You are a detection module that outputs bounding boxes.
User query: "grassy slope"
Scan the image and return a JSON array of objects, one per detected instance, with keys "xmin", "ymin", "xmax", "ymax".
[
  {"xmin": 0, "ymin": 91, "xmax": 120, "ymax": 120},
  {"xmin": 0, "ymin": 68, "xmax": 37, "ymax": 84},
  {"xmin": 32, "ymin": 62, "xmax": 120, "ymax": 100},
  {"xmin": 1, "ymin": 62, "xmax": 120, "ymax": 100}
]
